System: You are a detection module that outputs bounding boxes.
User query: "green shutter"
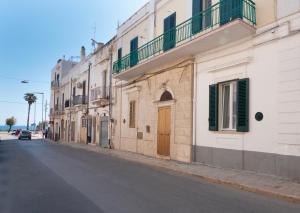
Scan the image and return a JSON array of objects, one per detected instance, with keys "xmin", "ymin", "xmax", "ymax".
[
  {"xmin": 237, "ymin": 78, "xmax": 249, "ymax": 132},
  {"xmin": 209, "ymin": 84, "xmax": 218, "ymax": 131},
  {"xmin": 192, "ymin": 0, "xmax": 203, "ymax": 34},
  {"xmin": 117, "ymin": 48, "xmax": 122, "ymax": 71},
  {"xmin": 130, "ymin": 37, "xmax": 138, "ymax": 67},
  {"xmin": 220, "ymin": 0, "xmax": 243, "ymax": 25},
  {"xmin": 163, "ymin": 13, "xmax": 176, "ymax": 51}
]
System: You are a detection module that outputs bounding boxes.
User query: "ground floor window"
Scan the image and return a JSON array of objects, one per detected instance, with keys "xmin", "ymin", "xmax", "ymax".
[
  {"xmin": 209, "ymin": 78, "xmax": 249, "ymax": 132},
  {"xmin": 129, "ymin": 101, "xmax": 136, "ymax": 128},
  {"xmin": 220, "ymin": 81, "xmax": 237, "ymax": 130}
]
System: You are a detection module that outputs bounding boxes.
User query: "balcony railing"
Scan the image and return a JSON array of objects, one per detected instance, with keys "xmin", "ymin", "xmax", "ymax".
[
  {"xmin": 113, "ymin": 0, "xmax": 256, "ymax": 74},
  {"xmin": 90, "ymin": 86, "xmax": 109, "ymax": 102},
  {"xmin": 72, "ymin": 95, "xmax": 87, "ymax": 106}
]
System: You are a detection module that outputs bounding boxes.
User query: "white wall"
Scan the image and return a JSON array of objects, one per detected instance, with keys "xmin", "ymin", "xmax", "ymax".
[
  {"xmin": 195, "ymin": 13, "xmax": 300, "ymax": 157},
  {"xmin": 277, "ymin": 0, "xmax": 300, "ymax": 19}
]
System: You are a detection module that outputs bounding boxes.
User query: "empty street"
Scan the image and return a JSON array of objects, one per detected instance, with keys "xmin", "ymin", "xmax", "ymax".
[{"xmin": 0, "ymin": 138, "xmax": 299, "ymax": 213}]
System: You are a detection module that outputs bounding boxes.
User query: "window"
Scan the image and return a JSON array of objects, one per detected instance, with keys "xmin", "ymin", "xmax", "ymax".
[
  {"xmin": 160, "ymin": 91, "xmax": 173, "ymax": 102},
  {"xmin": 209, "ymin": 78, "xmax": 249, "ymax": 132},
  {"xmin": 220, "ymin": 81, "xmax": 237, "ymax": 130},
  {"xmin": 81, "ymin": 117, "xmax": 87, "ymax": 127},
  {"xmin": 129, "ymin": 101, "xmax": 136, "ymax": 128},
  {"xmin": 192, "ymin": 0, "xmax": 212, "ymax": 34}
]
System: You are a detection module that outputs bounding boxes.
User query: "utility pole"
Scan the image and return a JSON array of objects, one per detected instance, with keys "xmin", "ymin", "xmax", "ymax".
[
  {"xmin": 44, "ymin": 100, "xmax": 48, "ymax": 126},
  {"xmin": 34, "ymin": 101, "xmax": 37, "ymax": 131}
]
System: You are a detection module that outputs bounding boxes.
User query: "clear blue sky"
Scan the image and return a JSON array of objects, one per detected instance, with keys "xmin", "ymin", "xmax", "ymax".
[{"xmin": 0, "ymin": 0, "xmax": 148, "ymax": 126}]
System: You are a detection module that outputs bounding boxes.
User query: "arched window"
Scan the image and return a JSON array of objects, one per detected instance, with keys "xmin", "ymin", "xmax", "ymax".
[{"xmin": 160, "ymin": 90, "xmax": 173, "ymax": 102}]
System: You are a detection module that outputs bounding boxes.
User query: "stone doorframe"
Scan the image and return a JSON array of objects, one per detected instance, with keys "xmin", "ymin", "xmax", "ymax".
[{"xmin": 154, "ymin": 88, "xmax": 176, "ymax": 160}]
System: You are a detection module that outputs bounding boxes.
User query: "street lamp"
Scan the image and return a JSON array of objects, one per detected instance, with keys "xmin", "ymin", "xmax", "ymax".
[{"xmin": 33, "ymin": 92, "xmax": 44, "ymax": 131}]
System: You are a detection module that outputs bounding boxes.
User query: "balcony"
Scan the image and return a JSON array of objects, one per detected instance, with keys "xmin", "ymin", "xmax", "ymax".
[
  {"xmin": 113, "ymin": 0, "xmax": 256, "ymax": 80},
  {"xmin": 51, "ymin": 80, "xmax": 60, "ymax": 89},
  {"xmin": 52, "ymin": 105, "xmax": 64, "ymax": 116},
  {"xmin": 91, "ymin": 86, "xmax": 109, "ymax": 101},
  {"xmin": 91, "ymin": 86, "xmax": 109, "ymax": 106},
  {"xmin": 72, "ymin": 95, "xmax": 87, "ymax": 106}
]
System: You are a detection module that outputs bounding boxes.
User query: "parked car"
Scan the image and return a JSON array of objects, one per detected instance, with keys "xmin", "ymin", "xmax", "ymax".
[
  {"xmin": 18, "ymin": 130, "xmax": 32, "ymax": 140},
  {"xmin": 15, "ymin": 129, "xmax": 22, "ymax": 136}
]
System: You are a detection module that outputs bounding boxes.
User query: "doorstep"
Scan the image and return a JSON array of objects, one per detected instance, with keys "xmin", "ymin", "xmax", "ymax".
[{"xmin": 46, "ymin": 139, "xmax": 300, "ymax": 203}]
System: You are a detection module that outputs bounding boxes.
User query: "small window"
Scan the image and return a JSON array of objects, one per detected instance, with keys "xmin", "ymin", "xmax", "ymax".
[
  {"xmin": 160, "ymin": 91, "xmax": 173, "ymax": 102},
  {"xmin": 129, "ymin": 101, "xmax": 136, "ymax": 128},
  {"xmin": 220, "ymin": 81, "xmax": 237, "ymax": 130},
  {"xmin": 81, "ymin": 117, "xmax": 87, "ymax": 127}
]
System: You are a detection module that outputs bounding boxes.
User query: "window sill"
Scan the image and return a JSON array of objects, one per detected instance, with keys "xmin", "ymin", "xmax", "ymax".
[{"xmin": 215, "ymin": 130, "xmax": 245, "ymax": 135}]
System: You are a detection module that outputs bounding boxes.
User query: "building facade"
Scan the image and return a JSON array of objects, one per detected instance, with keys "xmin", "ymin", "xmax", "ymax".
[
  {"xmin": 111, "ymin": 0, "xmax": 195, "ymax": 162},
  {"xmin": 49, "ymin": 0, "xmax": 300, "ymax": 181},
  {"xmin": 193, "ymin": 0, "xmax": 300, "ymax": 181},
  {"xmin": 111, "ymin": 0, "xmax": 300, "ymax": 180},
  {"xmin": 50, "ymin": 39, "xmax": 115, "ymax": 146}
]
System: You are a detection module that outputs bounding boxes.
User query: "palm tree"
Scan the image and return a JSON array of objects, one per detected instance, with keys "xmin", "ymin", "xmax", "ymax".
[{"xmin": 24, "ymin": 93, "xmax": 37, "ymax": 130}]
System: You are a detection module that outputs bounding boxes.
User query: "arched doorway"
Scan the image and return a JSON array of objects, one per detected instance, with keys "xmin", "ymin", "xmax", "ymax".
[{"xmin": 157, "ymin": 90, "xmax": 173, "ymax": 156}]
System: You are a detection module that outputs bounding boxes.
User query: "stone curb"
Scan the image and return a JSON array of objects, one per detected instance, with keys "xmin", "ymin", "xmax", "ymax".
[{"xmin": 45, "ymin": 139, "xmax": 300, "ymax": 203}]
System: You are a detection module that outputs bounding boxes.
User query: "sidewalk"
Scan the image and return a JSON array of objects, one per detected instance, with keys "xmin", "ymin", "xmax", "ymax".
[{"xmin": 47, "ymin": 139, "xmax": 300, "ymax": 203}]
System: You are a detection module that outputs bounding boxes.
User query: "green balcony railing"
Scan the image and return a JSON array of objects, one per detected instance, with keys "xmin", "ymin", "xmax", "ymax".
[{"xmin": 113, "ymin": 0, "xmax": 256, "ymax": 74}]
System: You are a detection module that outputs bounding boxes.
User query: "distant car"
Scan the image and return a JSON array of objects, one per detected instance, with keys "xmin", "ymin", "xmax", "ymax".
[
  {"xmin": 15, "ymin": 129, "xmax": 22, "ymax": 136},
  {"xmin": 18, "ymin": 130, "xmax": 32, "ymax": 140}
]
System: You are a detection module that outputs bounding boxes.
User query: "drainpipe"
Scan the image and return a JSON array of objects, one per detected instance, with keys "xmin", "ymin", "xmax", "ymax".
[
  {"xmin": 69, "ymin": 78, "xmax": 72, "ymax": 142},
  {"xmin": 108, "ymin": 46, "xmax": 113, "ymax": 149},
  {"xmin": 87, "ymin": 63, "xmax": 91, "ymax": 144},
  {"xmin": 192, "ymin": 61, "xmax": 197, "ymax": 162}
]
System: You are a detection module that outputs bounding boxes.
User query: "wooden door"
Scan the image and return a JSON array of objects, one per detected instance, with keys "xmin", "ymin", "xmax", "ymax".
[{"xmin": 157, "ymin": 107, "xmax": 171, "ymax": 156}]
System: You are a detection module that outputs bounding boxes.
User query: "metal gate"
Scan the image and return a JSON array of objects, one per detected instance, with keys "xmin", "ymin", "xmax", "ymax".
[{"xmin": 100, "ymin": 116, "xmax": 109, "ymax": 148}]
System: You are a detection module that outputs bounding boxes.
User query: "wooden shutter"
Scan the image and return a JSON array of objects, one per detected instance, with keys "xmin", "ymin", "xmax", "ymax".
[
  {"xmin": 192, "ymin": 0, "xmax": 203, "ymax": 34},
  {"xmin": 209, "ymin": 84, "xmax": 218, "ymax": 131},
  {"xmin": 237, "ymin": 78, "xmax": 249, "ymax": 132},
  {"xmin": 163, "ymin": 13, "xmax": 176, "ymax": 51},
  {"xmin": 130, "ymin": 37, "xmax": 138, "ymax": 67},
  {"xmin": 118, "ymin": 48, "xmax": 122, "ymax": 60},
  {"xmin": 129, "ymin": 101, "xmax": 136, "ymax": 128},
  {"xmin": 117, "ymin": 48, "xmax": 122, "ymax": 71},
  {"xmin": 220, "ymin": 0, "xmax": 243, "ymax": 25}
]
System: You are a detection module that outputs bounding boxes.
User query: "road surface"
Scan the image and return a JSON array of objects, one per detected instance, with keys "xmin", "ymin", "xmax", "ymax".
[{"xmin": 0, "ymin": 137, "xmax": 299, "ymax": 213}]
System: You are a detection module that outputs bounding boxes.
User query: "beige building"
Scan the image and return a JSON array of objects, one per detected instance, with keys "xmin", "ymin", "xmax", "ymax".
[
  {"xmin": 111, "ymin": 0, "xmax": 196, "ymax": 162},
  {"xmin": 50, "ymin": 39, "xmax": 115, "ymax": 146}
]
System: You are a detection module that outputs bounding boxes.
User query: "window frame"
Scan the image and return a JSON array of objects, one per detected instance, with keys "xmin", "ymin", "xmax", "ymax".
[{"xmin": 219, "ymin": 80, "xmax": 237, "ymax": 131}]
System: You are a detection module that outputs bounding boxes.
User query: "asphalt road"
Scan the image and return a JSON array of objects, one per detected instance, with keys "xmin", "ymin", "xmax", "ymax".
[{"xmin": 0, "ymin": 138, "xmax": 300, "ymax": 213}]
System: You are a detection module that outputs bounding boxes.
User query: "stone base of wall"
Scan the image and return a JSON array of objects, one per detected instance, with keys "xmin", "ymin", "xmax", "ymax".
[{"xmin": 193, "ymin": 146, "xmax": 300, "ymax": 182}]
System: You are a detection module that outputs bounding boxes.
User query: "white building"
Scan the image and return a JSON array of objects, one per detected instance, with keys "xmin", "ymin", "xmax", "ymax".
[
  {"xmin": 194, "ymin": 0, "xmax": 300, "ymax": 181},
  {"xmin": 50, "ymin": 38, "xmax": 115, "ymax": 146},
  {"xmin": 111, "ymin": 0, "xmax": 300, "ymax": 181}
]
